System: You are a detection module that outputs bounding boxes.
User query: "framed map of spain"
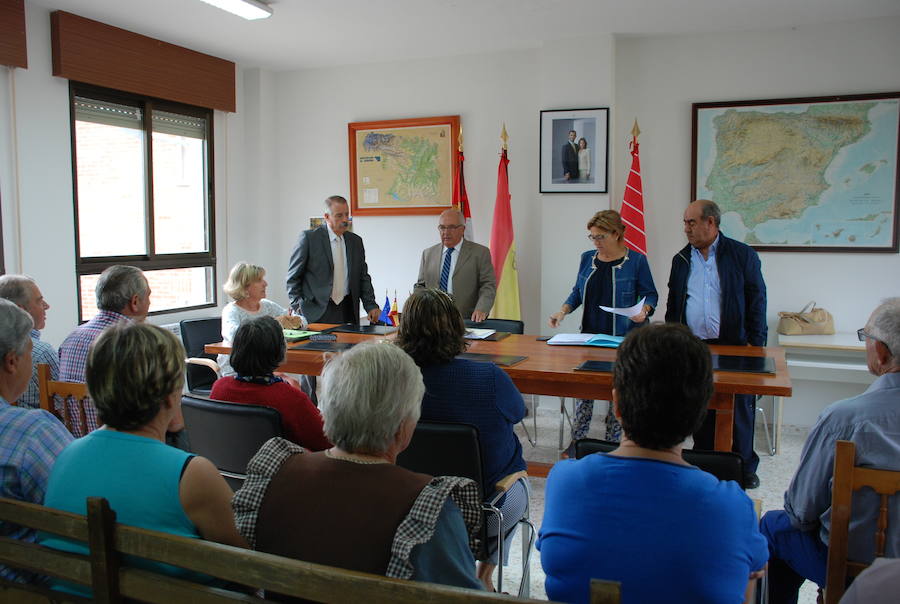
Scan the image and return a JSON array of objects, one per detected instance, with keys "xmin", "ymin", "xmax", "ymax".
[
  {"xmin": 692, "ymin": 93, "xmax": 899, "ymax": 252},
  {"xmin": 348, "ymin": 115, "xmax": 459, "ymax": 216}
]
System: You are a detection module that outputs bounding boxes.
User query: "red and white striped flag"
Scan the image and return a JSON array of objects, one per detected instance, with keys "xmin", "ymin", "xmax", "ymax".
[{"xmin": 620, "ymin": 121, "xmax": 647, "ymax": 256}]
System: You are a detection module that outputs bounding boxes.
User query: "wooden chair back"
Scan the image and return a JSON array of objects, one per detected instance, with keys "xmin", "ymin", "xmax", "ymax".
[
  {"xmin": 590, "ymin": 578, "xmax": 621, "ymax": 604},
  {"xmin": 824, "ymin": 440, "xmax": 900, "ymax": 604},
  {"xmin": 0, "ymin": 496, "xmax": 553, "ymax": 603},
  {"xmin": 37, "ymin": 363, "xmax": 92, "ymax": 436}
]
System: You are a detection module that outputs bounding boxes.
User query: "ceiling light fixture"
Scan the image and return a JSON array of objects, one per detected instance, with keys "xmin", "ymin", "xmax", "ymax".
[{"xmin": 198, "ymin": 0, "xmax": 273, "ymax": 20}]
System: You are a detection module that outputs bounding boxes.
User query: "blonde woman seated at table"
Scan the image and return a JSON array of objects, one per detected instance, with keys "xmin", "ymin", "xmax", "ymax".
[
  {"xmin": 218, "ymin": 262, "xmax": 306, "ymax": 377},
  {"xmin": 232, "ymin": 341, "xmax": 483, "ymax": 595}
]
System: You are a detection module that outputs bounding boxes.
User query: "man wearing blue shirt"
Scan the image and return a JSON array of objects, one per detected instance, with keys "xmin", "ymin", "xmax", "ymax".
[
  {"xmin": 0, "ymin": 299, "xmax": 73, "ymax": 583},
  {"xmin": 760, "ymin": 298, "xmax": 900, "ymax": 604},
  {"xmin": 665, "ymin": 199, "xmax": 767, "ymax": 488}
]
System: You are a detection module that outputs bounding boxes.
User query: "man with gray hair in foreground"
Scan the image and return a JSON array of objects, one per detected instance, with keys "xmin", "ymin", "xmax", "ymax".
[
  {"xmin": 0, "ymin": 275, "xmax": 57, "ymax": 408},
  {"xmin": 0, "ymin": 300, "xmax": 73, "ymax": 583},
  {"xmin": 761, "ymin": 298, "xmax": 900, "ymax": 603},
  {"xmin": 57, "ymin": 265, "xmax": 152, "ymax": 434},
  {"xmin": 233, "ymin": 340, "xmax": 483, "ymax": 591}
]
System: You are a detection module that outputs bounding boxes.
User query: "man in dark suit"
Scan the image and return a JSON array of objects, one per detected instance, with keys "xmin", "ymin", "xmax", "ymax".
[
  {"xmin": 665, "ymin": 199, "xmax": 767, "ymax": 489},
  {"xmin": 561, "ymin": 129, "xmax": 579, "ymax": 181},
  {"xmin": 286, "ymin": 195, "xmax": 380, "ymax": 325},
  {"xmin": 414, "ymin": 209, "xmax": 496, "ymax": 322}
]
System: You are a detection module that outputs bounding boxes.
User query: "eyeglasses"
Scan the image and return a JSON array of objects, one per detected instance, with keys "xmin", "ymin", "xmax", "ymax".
[
  {"xmin": 587, "ymin": 233, "xmax": 609, "ymax": 242},
  {"xmin": 859, "ymin": 327, "xmax": 893, "ymax": 355},
  {"xmin": 438, "ymin": 225, "xmax": 463, "ymax": 232}
]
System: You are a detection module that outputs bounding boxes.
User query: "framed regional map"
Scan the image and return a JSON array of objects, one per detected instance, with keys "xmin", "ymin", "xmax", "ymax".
[
  {"xmin": 692, "ymin": 93, "xmax": 900, "ymax": 252},
  {"xmin": 348, "ymin": 115, "xmax": 459, "ymax": 215}
]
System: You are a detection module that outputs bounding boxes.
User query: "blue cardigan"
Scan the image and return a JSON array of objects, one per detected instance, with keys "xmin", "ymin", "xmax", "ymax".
[
  {"xmin": 562, "ymin": 249, "xmax": 658, "ymax": 336},
  {"xmin": 664, "ymin": 233, "xmax": 767, "ymax": 346},
  {"xmin": 418, "ymin": 358, "xmax": 526, "ymax": 495}
]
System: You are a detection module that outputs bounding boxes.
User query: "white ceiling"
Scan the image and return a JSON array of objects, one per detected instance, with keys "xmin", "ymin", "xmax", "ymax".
[{"xmin": 30, "ymin": 0, "xmax": 900, "ymax": 71}]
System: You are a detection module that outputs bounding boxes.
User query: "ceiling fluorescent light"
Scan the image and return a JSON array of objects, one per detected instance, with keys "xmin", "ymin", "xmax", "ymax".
[{"xmin": 198, "ymin": 0, "xmax": 273, "ymax": 20}]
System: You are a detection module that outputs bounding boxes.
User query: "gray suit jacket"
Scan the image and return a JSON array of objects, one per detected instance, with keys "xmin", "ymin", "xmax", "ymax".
[
  {"xmin": 414, "ymin": 239, "xmax": 496, "ymax": 319},
  {"xmin": 286, "ymin": 226, "xmax": 377, "ymax": 323}
]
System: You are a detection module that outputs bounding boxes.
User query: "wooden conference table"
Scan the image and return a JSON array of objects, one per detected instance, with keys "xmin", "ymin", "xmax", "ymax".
[{"xmin": 206, "ymin": 325, "xmax": 792, "ymax": 454}]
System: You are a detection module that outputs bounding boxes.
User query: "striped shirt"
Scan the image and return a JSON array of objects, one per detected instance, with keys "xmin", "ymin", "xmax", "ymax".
[
  {"xmin": 0, "ymin": 396, "xmax": 73, "ymax": 583},
  {"xmin": 58, "ymin": 310, "xmax": 132, "ymax": 434},
  {"xmin": 16, "ymin": 330, "xmax": 59, "ymax": 410}
]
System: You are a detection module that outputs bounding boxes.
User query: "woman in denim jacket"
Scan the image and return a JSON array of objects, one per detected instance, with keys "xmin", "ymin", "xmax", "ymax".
[{"xmin": 548, "ymin": 210, "xmax": 658, "ymax": 448}]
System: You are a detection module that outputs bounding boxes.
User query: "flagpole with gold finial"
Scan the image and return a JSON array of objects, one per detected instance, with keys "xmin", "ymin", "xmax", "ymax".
[
  {"xmin": 631, "ymin": 118, "xmax": 641, "ymax": 141},
  {"xmin": 458, "ymin": 125, "xmax": 464, "ymax": 153},
  {"xmin": 500, "ymin": 123, "xmax": 509, "ymax": 151}
]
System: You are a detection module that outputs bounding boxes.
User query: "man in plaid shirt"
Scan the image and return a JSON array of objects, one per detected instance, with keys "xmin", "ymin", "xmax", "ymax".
[
  {"xmin": 0, "ymin": 275, "xmax": 58, "ymax": 409},
  {"xmin": 58, "ymin": 266, "xmax": 152, "ymax": 435},
  {"xmin": 0, "ymin": 300, "xmax": 73, "ymax": 583}
]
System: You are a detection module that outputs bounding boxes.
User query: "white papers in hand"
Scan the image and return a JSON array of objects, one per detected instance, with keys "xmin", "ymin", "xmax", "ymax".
[{"xmin": 599, "ymin": 296, "xmax": 646, "ymax": 318}]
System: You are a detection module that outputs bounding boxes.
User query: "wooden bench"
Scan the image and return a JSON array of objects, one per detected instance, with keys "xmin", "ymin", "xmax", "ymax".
[{"xmin": 0, "ymin": 496, "xmax": 595, "ymax": 603}]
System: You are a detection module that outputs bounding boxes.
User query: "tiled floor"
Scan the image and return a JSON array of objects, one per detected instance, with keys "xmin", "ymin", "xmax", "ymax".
[{"xmin": 497, "ymin": 396, "xmax": 819, "ymax": 602}]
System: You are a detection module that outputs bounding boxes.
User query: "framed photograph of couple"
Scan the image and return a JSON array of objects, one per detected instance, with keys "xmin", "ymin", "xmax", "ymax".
[{"xmin": 540, "ymin": 108, "xmax": 609, "ymax": 193}]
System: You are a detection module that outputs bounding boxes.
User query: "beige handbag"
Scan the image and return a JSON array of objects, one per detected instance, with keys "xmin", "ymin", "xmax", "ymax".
[{"xmin": 777, "ymin": 301, "xmax": 835, "ymax": 335}]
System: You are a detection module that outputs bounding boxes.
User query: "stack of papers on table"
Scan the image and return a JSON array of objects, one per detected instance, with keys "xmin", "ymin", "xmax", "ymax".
[
  {"xmin": 464, "ymin": 328, "xmax": 496, "ymax": 340},
  {"xmin": 547, "ymin": 333, "xmax": 624, "ymax": 348}
]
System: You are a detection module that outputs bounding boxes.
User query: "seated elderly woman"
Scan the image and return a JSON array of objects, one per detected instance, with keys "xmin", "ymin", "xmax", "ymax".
[
  {"xmin": 218, "ymin": 262, "xmax": 306, "ymax": 377},
  {"xmin": 395, "ymin": 288, "xmax": 527, "ymax": 591},
  {"xmin": 210, "ymin": 316, "xmax": 329, "ymax": 451},
  {"xmin": 538, "ymin": 323, "xmax": 767, "ymax": 604},
  {"xmin": 39, "ymin": 323, "xmax": 246, "ymax": 594},
  {"xmin": 233, "ymin": 340, "xmax": 483, "ymax": 594}
]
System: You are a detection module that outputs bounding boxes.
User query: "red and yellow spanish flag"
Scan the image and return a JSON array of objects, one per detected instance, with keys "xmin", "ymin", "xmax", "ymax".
[
  {"xmin": 453, "ymin": 149, "xmax": 474, "ymax": 239},
  {"xmin": 389, "ymin": 292, "xmax": 400, "ymax": 326},
  {"xmin": 489, "ymin": 148, "xmax": 521, "ymax": 320}
]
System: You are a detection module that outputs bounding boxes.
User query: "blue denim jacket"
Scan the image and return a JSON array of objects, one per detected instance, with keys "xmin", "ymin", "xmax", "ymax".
[{"xmin": 563, "ymin": 249, "xmax": 659, "ymax": 336}]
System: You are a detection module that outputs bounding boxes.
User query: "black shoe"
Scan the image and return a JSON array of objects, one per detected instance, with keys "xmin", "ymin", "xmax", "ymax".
[{"xmin": 743, "ymin": 473, "xmax": 760, "ymax": 489}]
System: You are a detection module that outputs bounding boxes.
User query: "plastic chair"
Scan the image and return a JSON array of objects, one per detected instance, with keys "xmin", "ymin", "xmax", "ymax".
[
  {"xmin": 823, "ymin": 440, "xmax": 900, "ymax": 604},
  {"xmin": 180, "ymin": 395, "xmax": 283, "ymax": 490},
  {"xmin": 396, "ymin": 421, "xmax": 535, "ymax": 597},
  {"xmin": 180, "ymin": 317, "xmax": 223, "ymax": 395},
  {"xmin": 574, "ymin": 438, "xmax": 746, "ymax": 486}
]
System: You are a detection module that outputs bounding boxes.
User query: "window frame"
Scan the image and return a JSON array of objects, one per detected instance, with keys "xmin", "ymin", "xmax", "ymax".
[{"xmin": 69, "ymin": 82, "xmax": 217, "ymax": 321}]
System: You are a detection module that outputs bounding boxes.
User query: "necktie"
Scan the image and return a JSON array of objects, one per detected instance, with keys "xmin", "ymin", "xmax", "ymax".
[
  {"xmin": 439, "ymin": 247, "xmax": 454, "ymax": 292},
  {"xmin": 331, "ymin": 236, "xmax": 345, "ymax": 304}
]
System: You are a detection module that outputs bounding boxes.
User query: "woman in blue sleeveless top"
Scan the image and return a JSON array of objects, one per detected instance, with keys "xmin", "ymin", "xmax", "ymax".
[{"xmin": 40, "ymin": 322, "xmax": 246, "ymax": 595}]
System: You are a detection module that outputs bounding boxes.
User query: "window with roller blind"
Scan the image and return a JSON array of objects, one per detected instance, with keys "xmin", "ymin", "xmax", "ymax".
[{"xmin": 71, "ymin": 84, "xmax": 216, "ymax": 321}]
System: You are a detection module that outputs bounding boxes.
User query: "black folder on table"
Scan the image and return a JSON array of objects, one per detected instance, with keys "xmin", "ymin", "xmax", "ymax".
[
  {"xmin": 574, "ymin": 360, "xmax": 615, "ymax": 373},
  {"xmin": 457, "ymin": 352, "xmax": 527, "ymax": 367},
  {"xmin": 712, "ymin": 354, "xmax": 775, "ymax": 374},
  {"xmin": 332, "ymin": 324, "xmax": 398, "ymax": 335},
  {"xmin": 292, "ymin": 341, "xmax": 356, "ymax": 352}
]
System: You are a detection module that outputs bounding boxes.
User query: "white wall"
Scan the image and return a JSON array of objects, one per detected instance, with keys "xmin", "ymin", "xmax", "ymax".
[{"xmin": 266, "ymin": 48, "xmax": 549, "ymax": 328}]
